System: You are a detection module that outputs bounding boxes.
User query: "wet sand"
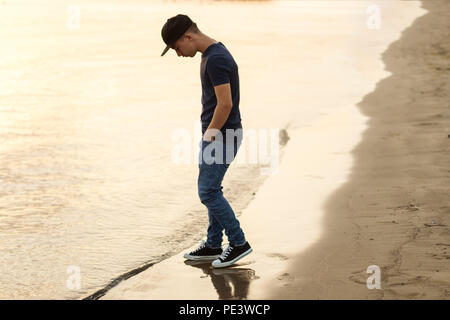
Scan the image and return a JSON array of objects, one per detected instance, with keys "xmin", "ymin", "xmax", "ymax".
[
  {"xmin": 269, "ymin": 0, "xmax": 450, "ymax": 299},
  {"xmin": 93, "ymin": 0, "xmax": 449, "ymax": 300}
]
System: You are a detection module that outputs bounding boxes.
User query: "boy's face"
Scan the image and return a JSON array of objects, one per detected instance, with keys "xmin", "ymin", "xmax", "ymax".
[{"xmin": 172, "ymin": 34, "xmax": 197, "ymax": 58}]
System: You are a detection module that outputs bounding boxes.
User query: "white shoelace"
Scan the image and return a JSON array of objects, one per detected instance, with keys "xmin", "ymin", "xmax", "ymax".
[
  {"xmin": 220, "ymin": 245, "xmax": 233, "ymax": 260},
  {"xmin": 192, "ymin": 240, "xmax": 206, "ymax": 253}
]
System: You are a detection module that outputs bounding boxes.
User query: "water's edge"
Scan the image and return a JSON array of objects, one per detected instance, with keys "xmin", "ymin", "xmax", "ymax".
[{"xmin": 82, "ymin": 128, "xmax": 291, "ymax": 300}]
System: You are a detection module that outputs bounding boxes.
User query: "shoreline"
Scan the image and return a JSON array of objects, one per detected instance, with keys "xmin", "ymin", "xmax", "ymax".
[
  {"xmin": 82, "ymin": 136, "xmax": 288, "ymax": 300},
  {"xmin": 97, "ymin": 102, "xmax": 367, "ymax": 299},
  {"xmin": 268, "ymin": 0, "xmax": 449, "ymax": 299},
  {"xmin": 90, "ymin": 0, "xmax": 450, "ymax": 300},
  {"xmin": 82, "ymin": 124, "xmax": 291, "ymax": 299}
]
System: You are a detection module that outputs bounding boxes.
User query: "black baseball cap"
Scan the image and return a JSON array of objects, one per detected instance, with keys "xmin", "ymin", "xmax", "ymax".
[{"xmin": 161, "ymin": 14, "xmax": 194, "ymax": 56}]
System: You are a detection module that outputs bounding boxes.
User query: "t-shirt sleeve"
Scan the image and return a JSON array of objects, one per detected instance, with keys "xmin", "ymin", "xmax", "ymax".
[{"xmin": 206, "ymin": 54, "xmax": 231, "ymax": 86}]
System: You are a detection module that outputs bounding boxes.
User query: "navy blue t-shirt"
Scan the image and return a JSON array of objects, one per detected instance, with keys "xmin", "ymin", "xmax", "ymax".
[{"xmin": 200, "ymin": 42, "xmax": 242, "ymax": 134}]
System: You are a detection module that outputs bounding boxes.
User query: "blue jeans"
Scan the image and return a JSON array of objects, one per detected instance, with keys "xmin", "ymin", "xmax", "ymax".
[{"xmin": 198, "ymin": 133, "xmax": 246, "ymax": 248}]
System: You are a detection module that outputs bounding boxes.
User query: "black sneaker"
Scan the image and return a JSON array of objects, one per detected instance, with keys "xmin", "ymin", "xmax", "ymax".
[
  {"xmin": 212, "ymin": 241, "xmax": 252, "ymax": 268},
  {"xmin": 183, "ymin": 240, "xmax": 223, "ymax": 261}
]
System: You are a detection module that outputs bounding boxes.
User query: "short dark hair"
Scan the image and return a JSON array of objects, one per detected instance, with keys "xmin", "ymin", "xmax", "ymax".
[{"xmin": 186, "ymin": 22, "xmax": 200, "ymax": 34}]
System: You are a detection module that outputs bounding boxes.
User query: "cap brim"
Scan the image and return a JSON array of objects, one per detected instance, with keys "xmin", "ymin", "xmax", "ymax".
[{"xmin": 161, "ymin": 45, "xmax": 171, "ymax": 56}]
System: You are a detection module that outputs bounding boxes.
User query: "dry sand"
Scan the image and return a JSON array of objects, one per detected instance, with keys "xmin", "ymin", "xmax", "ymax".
[{"xmin": 94, "ymin": 0, "xmax": 448, "ymax": 300}]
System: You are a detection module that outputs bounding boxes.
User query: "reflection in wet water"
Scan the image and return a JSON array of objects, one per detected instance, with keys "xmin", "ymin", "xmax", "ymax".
[{"xmin": 184, "ymin": 260, "xmax": 258, "ymax": 300}]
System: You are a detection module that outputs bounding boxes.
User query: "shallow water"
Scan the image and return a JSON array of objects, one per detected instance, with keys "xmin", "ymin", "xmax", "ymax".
[{"xmin": 0, "ymin": 0, "xmax": 423, "ymax": 299}]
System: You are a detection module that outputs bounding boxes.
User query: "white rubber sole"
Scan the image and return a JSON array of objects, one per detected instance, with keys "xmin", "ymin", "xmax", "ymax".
[
  {"xmin": 183, "ymin": 253, "xmax": 221, "ymax": 261},
  {"xmin": 211, "ymin": 248, "xmax": 253, "ymax": 268}
]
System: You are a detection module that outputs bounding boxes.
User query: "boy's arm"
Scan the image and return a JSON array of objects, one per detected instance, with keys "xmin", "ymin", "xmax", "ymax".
[{"xmin": 203, "ymin": 83, "xmax": 233, "ymax": 141}]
